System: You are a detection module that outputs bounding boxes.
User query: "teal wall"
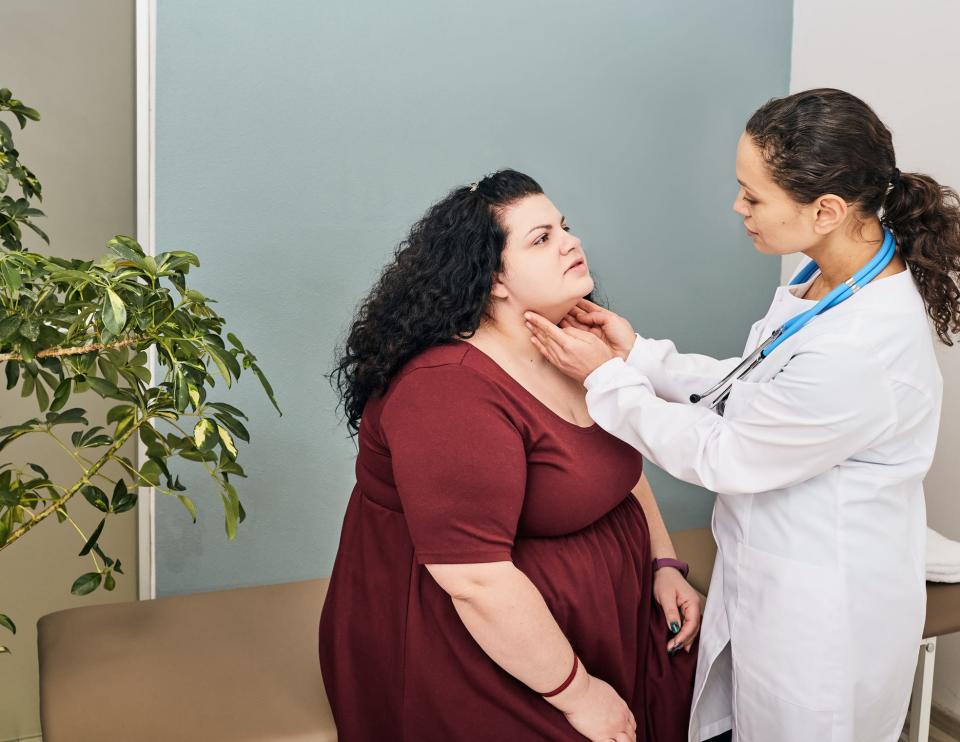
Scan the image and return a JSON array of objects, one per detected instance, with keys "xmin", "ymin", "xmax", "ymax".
[{"xmin": 155, "ymin": 0, "xmax": 792, "ymax": 595}]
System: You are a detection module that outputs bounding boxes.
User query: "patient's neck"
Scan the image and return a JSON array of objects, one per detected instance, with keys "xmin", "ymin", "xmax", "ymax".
[{"xmin": 468, "ymin": 305, "xmax": 571, "ymax": 371}]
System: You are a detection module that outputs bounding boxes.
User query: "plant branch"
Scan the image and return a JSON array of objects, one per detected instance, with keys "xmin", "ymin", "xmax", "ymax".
[
  {"xmin": 1, "ymin": 415, "xmax": 145, "ymax": 551},
  {"xmin": 0, "ymin": 335, "xmax": 147, "ymax": 362},
  {"xmin": 56, "ymin": 507, "xmax": 101, "ymax": 572}
]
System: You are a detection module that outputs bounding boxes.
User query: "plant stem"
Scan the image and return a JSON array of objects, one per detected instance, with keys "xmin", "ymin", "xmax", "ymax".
[
  {"xmin": 56, "ymin": 507, "xmax": 102, "ymax": 572},
  {"xmin": 1, "ymin": 416, "xmax": 145, "ymax": 551},
  {"xmin": 0, "ymin": 335, "xmax": 147, "ymax": 363}
]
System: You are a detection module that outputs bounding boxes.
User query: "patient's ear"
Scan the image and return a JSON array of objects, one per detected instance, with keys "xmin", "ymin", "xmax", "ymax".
[{"xmin": 491, "ymin": 274, "xmax": 509, "ymax": 300}]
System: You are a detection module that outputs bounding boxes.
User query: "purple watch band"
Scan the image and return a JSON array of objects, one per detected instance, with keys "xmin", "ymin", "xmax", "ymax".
[{"xmin": 652, "ymin": 557, "xmax": 689, "ymax": 579}]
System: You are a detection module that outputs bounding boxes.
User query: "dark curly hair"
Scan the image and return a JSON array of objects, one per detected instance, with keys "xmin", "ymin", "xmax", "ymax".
[
  {"xmin": 330, "ymin": 169, "xmax": 547, "ymax": 434},
  {"xmin": 746, "ymin": 88, "xmax": 960, "ymax": 344}
]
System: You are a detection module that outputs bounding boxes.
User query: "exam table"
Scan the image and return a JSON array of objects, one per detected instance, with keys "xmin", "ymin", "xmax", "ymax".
[{"xmin": 36, "ymin": 529, "xmax": 960, "ymax": 741}]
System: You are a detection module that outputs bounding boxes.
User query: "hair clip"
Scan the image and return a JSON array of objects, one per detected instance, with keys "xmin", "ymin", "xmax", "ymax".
[{"xmin": 469, "ymin": 182, "xmax": 479, "ymax": 192}]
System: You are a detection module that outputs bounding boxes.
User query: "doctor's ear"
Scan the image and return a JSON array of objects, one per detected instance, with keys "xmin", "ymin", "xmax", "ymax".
[{"xmin": 811, "ymin": 193, "xmax": 849, "ymax": 235}]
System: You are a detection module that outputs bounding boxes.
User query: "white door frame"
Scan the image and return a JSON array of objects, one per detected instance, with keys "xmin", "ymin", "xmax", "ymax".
[{"xmin": 135, "ymin": 0, "xmax": 157, "ymax": 601}]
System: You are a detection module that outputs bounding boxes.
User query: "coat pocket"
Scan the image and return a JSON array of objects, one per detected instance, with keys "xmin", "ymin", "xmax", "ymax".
[{"xmin": 734, "ymin": 542, "xmax": 842, "ymax": 712}]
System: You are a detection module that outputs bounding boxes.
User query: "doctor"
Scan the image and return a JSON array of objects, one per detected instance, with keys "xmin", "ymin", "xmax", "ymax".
[{"xmin": 524, "ymin": 88, "xmax": 960, "ymax": 742}]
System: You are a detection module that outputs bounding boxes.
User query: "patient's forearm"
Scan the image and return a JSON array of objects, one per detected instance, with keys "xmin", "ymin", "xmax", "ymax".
[
  {"xmin": 426, "ymin": 561, "xmax": 586, "ymax": 709},
  {"xmin": 632, "ymin": 474, "xmax": 677, "ymax": 561}
]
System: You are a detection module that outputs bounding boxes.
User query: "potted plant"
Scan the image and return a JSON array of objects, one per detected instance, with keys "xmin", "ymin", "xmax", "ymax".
[{"xmin": 0, "ymin": 88, "xmax": 280, "ymax": 652}]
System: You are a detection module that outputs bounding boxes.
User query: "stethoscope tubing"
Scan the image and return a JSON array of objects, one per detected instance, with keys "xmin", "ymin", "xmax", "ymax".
[{"xmin": 690, "ymin": 228, "xmax": 897, "ymax": 408}]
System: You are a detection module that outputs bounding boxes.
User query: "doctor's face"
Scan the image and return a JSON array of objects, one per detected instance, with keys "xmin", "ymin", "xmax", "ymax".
[
  {"xmin": 732, "ymin": 133, "xmax": 819, "ymax": 256},
  {"xmin": 492, "ymin": 194, "xmax": 593, "ymax": 321}
]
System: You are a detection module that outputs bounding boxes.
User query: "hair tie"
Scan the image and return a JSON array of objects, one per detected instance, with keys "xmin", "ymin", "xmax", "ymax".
[{"xmin": 891, "ymin": 167, "xmax": 902, "ymax": 187}]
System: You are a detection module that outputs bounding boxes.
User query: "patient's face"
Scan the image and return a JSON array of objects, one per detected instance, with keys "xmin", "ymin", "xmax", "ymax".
[{"xmin": 493, "ymin": 194, "xmax": 594, "ymax": 319}]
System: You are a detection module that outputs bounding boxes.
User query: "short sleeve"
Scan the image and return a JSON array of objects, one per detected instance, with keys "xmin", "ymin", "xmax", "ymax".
[{"xmin": 380, "ymin": 364, "xmax": 527, "ymax": 565}]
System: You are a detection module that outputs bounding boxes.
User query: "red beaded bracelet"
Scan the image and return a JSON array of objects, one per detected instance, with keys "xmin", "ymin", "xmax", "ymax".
[{"xmin": 541, "ymin": 655, "xmax": 579, "ymax": 698}]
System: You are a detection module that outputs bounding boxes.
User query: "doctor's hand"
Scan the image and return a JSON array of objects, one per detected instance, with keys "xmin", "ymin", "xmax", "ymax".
[
  {"xmin": 524, "ymin": 312, "xmax": 617, "ymax": 384},
  {"xmin": 561, "ymin": 299, "xmax": 637, "ymax": 360},
  {"xmin": 653, "ymin": 568, "xmax": 702, "ymax": 656}
]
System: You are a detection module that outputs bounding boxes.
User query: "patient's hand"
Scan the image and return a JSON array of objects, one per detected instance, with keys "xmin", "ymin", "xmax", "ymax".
[
  {"xmin": 653, "ymin": 568, "xmax": 702, "ymax": 656},
  {"xmin": 562, "ymin": 299, "xmax": 636, "ymax": 360}
]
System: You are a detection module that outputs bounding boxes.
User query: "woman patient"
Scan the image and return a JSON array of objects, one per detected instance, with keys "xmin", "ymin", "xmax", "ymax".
[{"xmin": 320, "ymin": 169, "xmax": 700, "ymax": 741}]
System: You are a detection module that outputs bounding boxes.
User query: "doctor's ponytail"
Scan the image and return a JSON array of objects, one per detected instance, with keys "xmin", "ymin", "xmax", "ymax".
[
  {"xmin": 746, "ymin": 88, "xmax": 960, "ymax": 345},
  {"xmin": 881, "ymin": 171, "xmax": 960, "ymax": 344}
]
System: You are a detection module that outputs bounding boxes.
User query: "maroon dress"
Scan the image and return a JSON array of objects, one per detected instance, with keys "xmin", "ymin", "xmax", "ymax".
[{"xmin": 319, "ymin": 343, "xmax": 696, "ymax": 741}]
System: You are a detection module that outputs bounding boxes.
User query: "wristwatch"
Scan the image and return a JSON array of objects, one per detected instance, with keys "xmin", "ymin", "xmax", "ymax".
[{"xmin": 652, "ymin": 557, "xmax": 690, "ymax": 579}]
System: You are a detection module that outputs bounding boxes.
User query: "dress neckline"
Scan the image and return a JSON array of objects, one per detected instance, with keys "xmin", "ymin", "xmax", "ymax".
[{"xmin": 457, "ymin": 342, "xmax": 602, "ymax": 432}]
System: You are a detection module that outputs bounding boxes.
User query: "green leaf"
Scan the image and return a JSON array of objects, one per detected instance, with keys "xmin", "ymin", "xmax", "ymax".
[
  {"xmin": 47, "ymin": 408, "xmax": 88, "ymax": 425},
  {"xmin": 205, "ymin": 345, "xmax": 233, "ymax": 388},
  {"xmin": 129, "ymin": 365, "xmax": 152, "ymax": 384},
  {"xmin": 251, "ymin": 364, "xmax": 281, "ymax": 415},
  {"xmin": 218, "ymin": 460, "xmax": 246, "ymax": 478},
  {"xmin": 97, "ymin": 356, "xmax": 119, "ymax": 385},
  {"xmin": 71, "ymin": 572, "xmax": 102, "ymax": 596},
  {"xmin": 0, "ymin": 316, "xmax": 20, "ymax": 341},
  {"xmin": 16, "ymin": 105, "xmax": 40, "ymax": 122},
  {"xmin": 111, "ymin": 480, "xmax": 137, "ymax": 514},
  {"xmin": 34, "ymin": 379, "xmax": 49, "ymax": 411},
  {"xmin": 18, "ymin": 318, "xmax": 39, "ymax": 341},
  {"xmin": 226, "ymin": 332, "xmax": 245, "ymax": 352},
  {"xmin": 178, "ymin": 494, "xmax": 197, "ymax": 523},
  {"xmin": 78, "ymin": 518, "xmax": 105, "ymax": 556},
  {"xmin": 173, "ymin": 366, "xmax": 188, "ymax": 412},
  {"xmin": 23, "ymin": 219, "xmax": 49, "ymax": 245},
  {"xmin": 207, "ymin": 401, "xmax": 248, "ymax": 419},
  {"xmin": 0, "ymin": 614, "xmax": 15, "ymax": 635},
  {"xmin": 27, "ymin": 463, "xmax": 48, "ymax": 479},
  {"xmin": 139, "ymin": 460, "xmax": 161, "ymax": 487},
  {"xmin": 0, "ymin": 261, "xmax": 22, "ymax": 292},
  {"xmin": 81, "ymin": 485, "xmax": 109, "ymax": 513},
  {"xmin": 4, "ymin": 360, "xmax": 19, "ymax": 389},
  {"xmin": 106, "ymin": 404, "xmax": 133, "ymax": 425},
  {"xmin": 220, "ymin": 481, "xmax": 240, "ymax": 540},
  {"xmin": 84, "ymin": 376, "xmax": 120, "ymax": 398},
  {"xmin": 107, "ymin": 235, "xmax": 145, "ymax": 261},
  {"xmin": 193, "ymin": 418, "xmax": 217, "ymax": 451},
  {"xmin": 213, "ymin": 411, "xmax": 249, "ymax": 442},
  {"xmin": 102, "ymin": 288, "xmax": 127, "ymax": 335},
  {"xmin": 50, "ymin": 378, "xmax": 71, "ymax": 411},
  {"xmin": 217, "ymin": 424, "xmax": 238, "ymax": 458}
]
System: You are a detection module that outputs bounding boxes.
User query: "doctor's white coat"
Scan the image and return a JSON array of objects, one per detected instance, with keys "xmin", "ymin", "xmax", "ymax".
[{"xmin": 583, "ymin": 269, "xmax": 942, "ymax": 742}]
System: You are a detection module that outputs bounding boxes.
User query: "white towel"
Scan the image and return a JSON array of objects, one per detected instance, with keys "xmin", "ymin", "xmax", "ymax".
[{"xmin": 926, "ymin": 527, "xmax": 960, "ymax": 582}]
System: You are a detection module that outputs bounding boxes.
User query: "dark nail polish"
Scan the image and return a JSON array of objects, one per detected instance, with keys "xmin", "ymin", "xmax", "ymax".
[
  {"xmin": 670, "ymin": 621, "xmax": 681, "ymax": 635},
  {"xmin": 668, "ymin": 644, "xmax": 681, "ymax": 657}
]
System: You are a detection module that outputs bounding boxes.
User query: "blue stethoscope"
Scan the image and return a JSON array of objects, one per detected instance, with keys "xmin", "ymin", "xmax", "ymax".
[{"xmin": 691, "ymin": 227, "xmax": 897, "ymax": 414}]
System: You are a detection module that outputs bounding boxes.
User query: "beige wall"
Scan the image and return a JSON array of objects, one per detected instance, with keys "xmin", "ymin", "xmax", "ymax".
[
  {"xmin": 789, "ymin": 0, "xmax": 960, "ymax": 719},
  {"xmin": 0, "ymin": 1, "xmax": 137, "ymax": 739}
]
